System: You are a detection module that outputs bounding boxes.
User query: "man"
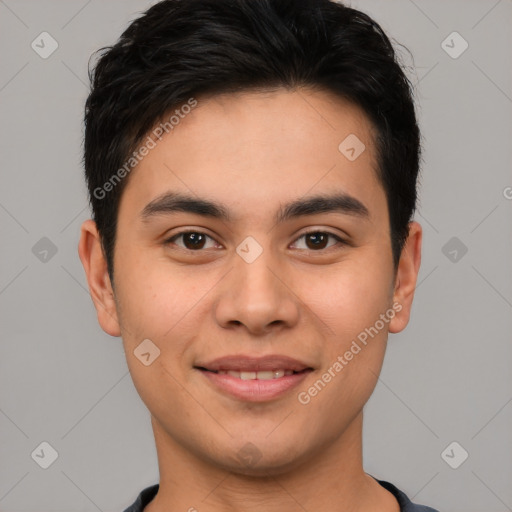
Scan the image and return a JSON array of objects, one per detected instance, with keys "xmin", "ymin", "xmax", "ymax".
[{"xmin": 78, "ymin": 0, "xmax": 439, "ymax": 510}]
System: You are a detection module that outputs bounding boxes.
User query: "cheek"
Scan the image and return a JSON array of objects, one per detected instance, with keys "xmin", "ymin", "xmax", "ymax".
[
  {"xmin": 114, "ymin": 251, "xmax": 196, "ymax": 337},
  {"xmin": 297, "ymin": 249, "xmax": 392, "ymax": 403},
  {"xmin": 113, "ymin": 253, "xmax": 220, "ymax": 381},
  {"xmin": 299, "ymin": 254, "xmax": 392, "ymax": 339}
]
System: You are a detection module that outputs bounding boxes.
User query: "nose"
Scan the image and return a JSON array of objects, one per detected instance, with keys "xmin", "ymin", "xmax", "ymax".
[{"xmin": 213, "ymin": 246, "xmax": 300, "ymax": 336}]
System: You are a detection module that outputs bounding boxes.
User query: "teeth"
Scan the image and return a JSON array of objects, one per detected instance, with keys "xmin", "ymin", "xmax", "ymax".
[
  {"xmin": 216, "ymin": 369, "xmax": 295, "ymax": 380},
  {"xmin": 238, "ymin": 371, "xmax": 256, "ymax": 380}
]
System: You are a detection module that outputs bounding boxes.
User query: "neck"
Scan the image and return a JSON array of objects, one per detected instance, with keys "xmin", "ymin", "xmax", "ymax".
[{"xmin": 144, "ymin": 412, "xmax": 399, "ymax": 512}]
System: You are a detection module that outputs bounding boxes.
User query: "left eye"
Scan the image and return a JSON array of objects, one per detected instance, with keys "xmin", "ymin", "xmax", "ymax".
[{"xmin": 291, "ymin": 231, "xmax": 345, "ymax": 251}]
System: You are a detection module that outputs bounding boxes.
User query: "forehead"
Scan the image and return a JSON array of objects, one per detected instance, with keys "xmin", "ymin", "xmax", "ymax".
[{"xmin": 119, "ymin": 87, "xmax": 386, "ymax": 225}]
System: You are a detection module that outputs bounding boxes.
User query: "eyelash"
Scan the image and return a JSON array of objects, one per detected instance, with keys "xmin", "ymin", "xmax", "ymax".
[{"xmin": 163, "ymin": 229, "xmax": 347, "ymax": 252}]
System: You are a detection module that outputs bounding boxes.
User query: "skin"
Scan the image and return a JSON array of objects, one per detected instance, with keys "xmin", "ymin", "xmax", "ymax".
[{"xmin": 79, "ymin": 87, "xmax": 422, "ymax": 512}]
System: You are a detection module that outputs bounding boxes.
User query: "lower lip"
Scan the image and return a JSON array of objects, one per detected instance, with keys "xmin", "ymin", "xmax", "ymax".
[{"xmin": 198, "ymin": 369, "xmax": 312, "ymax": 402}]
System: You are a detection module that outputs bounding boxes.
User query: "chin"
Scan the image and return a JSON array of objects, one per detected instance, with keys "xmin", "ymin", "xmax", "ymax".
[{"xmin": 208, "ymin": 438, "xmax": 313, "ymax": 477}]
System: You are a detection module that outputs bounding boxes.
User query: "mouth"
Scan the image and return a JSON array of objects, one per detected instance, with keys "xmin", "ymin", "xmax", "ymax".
[
  {"xmin": 195, "ymin": 354, "xmax": 312, "ymax": 373},
  {"xmin": 196, "ymin": 367, "xmax": 311, "ymax": 380},
  {"xmin": 194, "ymin": 354, "xmax": 314, "ymax": 402}
]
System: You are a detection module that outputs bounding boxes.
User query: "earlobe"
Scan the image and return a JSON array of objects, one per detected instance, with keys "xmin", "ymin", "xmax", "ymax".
[
  {"xmin": 78, "ymin": 219, "xmax": 121, "ymax": 337},
  {"xmin": 388, "ymin": 221, "xmax": 422, "ymax": 334}
]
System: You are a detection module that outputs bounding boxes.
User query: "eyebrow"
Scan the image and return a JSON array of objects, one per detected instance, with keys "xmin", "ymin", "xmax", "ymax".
[{"xmin": 140, "ymin": 191, "xmax": 370, "ymax": 224}]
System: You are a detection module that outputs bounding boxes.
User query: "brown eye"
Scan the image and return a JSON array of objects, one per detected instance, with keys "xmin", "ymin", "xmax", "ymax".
[
  {"xmin": 292, "ymin": 231, "xmax": 345, "ymax": 251},
  {"xmin": 305, "ymin": 232, "xmax": 328, "ymax": 250},
  {"xmin": 165, "ymin": 231, "xmax": 218, "ymax": 250}
]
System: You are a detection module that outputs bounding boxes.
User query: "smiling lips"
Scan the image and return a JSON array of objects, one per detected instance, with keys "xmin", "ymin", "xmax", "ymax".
[
  {"xmin": 214, "ymin": 369, "xmax": 294, "ymax": 380},
  {"xmin": 195, "ymin": 354, "xmax": 314, "ymax": 401}
]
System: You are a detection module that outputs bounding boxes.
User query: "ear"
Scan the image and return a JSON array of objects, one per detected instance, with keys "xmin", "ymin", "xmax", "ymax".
[
  {"xmin": 388, "ymin": 221, "xmax": 422, "ymax": 334},
  {"xmin": 78, "ymin": 219, "xmax": 121, "ymax": 337}
]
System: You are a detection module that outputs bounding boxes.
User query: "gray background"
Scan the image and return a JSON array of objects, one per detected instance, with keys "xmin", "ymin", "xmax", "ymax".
[{"xmin": 0, "ymin": 0, "xmax": 511, "ymax": 511}]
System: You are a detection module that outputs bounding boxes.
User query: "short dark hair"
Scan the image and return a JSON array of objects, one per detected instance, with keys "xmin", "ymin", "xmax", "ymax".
[{"xmin": 83, "ymin": 0, "xmax": 421, "ymax": 282}]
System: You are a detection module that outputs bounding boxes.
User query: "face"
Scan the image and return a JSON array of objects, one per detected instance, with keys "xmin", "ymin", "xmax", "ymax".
[{"xmin": 80, "ymin": 87, "xmax": 421, "ymax": 476}]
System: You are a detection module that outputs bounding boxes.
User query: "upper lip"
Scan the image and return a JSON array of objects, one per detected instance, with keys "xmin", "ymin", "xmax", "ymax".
[{"xmin": 195, "ymin": 355, "xmax": 313, "ymax": 372}]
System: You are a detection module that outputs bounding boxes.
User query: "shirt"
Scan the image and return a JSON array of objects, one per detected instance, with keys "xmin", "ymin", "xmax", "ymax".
[{"xmin": 122, "ymin": 477, "xmax": 440, "ymax": 512}]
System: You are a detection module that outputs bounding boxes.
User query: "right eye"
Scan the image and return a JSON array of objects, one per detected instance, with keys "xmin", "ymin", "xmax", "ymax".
[{"xmin": 163, "ymin": 230, "xmax": 222, "ymax": 251}]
